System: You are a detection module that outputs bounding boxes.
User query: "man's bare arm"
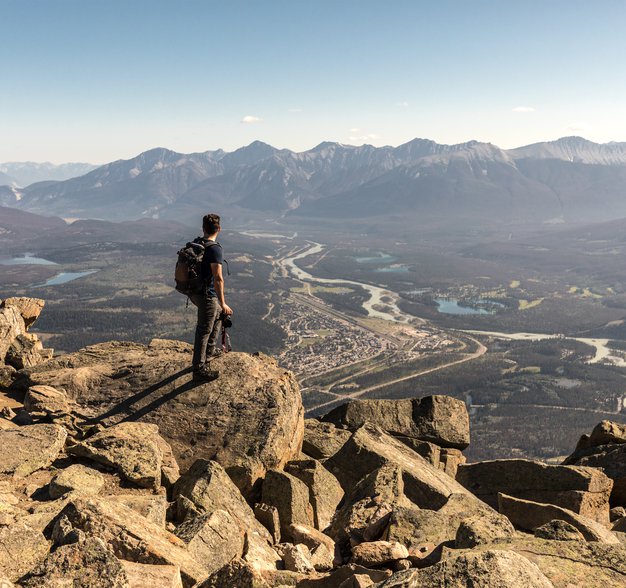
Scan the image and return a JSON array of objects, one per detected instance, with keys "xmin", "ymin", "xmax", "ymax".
[{"xmin": 211, "ymin": 263, "xmax": 233, "ymax": 315}]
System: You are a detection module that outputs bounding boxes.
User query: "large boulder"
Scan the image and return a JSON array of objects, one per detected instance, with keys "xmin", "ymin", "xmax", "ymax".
[
  {"xmin": 54, "ymin": 497, "xmax": 209, "ymax": 587},
  {"xmin": 384, "ymin": 493, "xmax": 514, "ymax": 553},
  {"xmin": 1, "ymin": 297, "xmax": 45, "ymax": 329},
  {"xmin": 565, "ymin": 442, "xmax": 626, "ymax": 507},
  {"xmin": 321, "ymin": 396, "xmax": 469, "ymax": 449},
  {"xmin": 49, "ymin": 464, "xmax": 105, "ymax": 499},
  {"xmin": 175, "ymin": 510, "xmax": 245, "ymax": 576},
  {"xmin": 325, "ymin": 423, "xmax": 476, "ymax": 510},
  {"xmin": 588, "ymin": 420, "xmax": 626, "ymax": 446},
  {"xmin": 285, "ymin": 459, "xmax": 344, "ymax": 531},
  {"xmin": 23, "ymin": 384, "xmax": 72, "ymax": 417},
  {"xmin": 68, "ymin": 422, "xmax": 168, "ymax": 489},
  {"xmin": 498, "ymin": 493, "xmax": 620, "ymax": 544},
  {"xmin": 262, "ymin": 469, "xmax": 315, "ymax": 539},
  {"xmin": 172, "ymin": 459, "xmax": 271, "ymax": 542},
  {"xmin": 376, "ymin": 549, "xmax": 554, "ymax": 588},
  {"xmin": 0, "ymin": 423, "xmax": 67, "ymax": 477},
  {"xmin": 21, "ymin": 340, "xmax": 304, "ymax": 498},
  {"xmin": 172, "ymin": 458, "xmax": 279, "ymax": 572},
  {"xmin": 327, "ymin": 464, "xmax": 412, "ymax": 547},
  {"xmin": 457, "ymin": 459, "xmax": 612, "ymax": 523},
  {"xmin": 6, "ymin": 332, "xmax": 52, "ymax": 369}
]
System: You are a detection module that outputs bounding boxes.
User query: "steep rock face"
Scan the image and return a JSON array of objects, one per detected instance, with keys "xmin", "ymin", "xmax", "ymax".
[{"xmin": 20, "ymin": 339, "xmax": 304, "ymax": 497}]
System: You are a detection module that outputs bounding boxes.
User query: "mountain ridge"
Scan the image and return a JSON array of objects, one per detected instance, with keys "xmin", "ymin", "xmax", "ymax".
[{"xmin": 3, "ymin": 136, "xmax": 626, "ymax": 226}]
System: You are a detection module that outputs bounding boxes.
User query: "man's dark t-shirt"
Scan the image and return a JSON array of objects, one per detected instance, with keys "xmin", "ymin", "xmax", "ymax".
[{"xmin": 199, "ymin": 239, "xmax": 223, "ymax": 298}]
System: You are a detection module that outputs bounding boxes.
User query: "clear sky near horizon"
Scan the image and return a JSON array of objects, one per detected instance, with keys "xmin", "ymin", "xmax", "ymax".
[{"xmin": 3, "ymin": 0, "xmax": 626, "ymax": 163}]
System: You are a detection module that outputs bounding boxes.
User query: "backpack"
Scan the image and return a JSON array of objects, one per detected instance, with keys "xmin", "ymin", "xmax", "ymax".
[{"xmin": 174, "ymin": 238, "xmax": 218, "ymax": 296}]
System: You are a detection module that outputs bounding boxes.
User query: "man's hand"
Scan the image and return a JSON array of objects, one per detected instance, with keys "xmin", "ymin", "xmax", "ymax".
[{"xmin": 221, "ymin": 303, "xmax": 233, "ymax": 315}]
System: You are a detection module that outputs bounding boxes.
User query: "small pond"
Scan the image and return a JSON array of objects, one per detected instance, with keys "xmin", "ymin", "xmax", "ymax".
[
  {"xmin": 435, "ymin": 298, "xmax": 494, "ymax": 315},
  {"xmin": 0, "ymin": 255, "xmax": 58, "ymax": 266},
  {"xmin": 34, "ymin": 270, "xmax": 99, "ymax": 287}
]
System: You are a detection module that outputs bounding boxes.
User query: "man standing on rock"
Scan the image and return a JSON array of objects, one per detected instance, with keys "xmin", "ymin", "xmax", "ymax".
[{"xmin": 190, "ymin": 213, "xmax": 233, "ymax": 382}]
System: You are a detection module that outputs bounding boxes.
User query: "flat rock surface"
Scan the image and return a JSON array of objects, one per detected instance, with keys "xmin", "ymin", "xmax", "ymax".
[
  {"xmin": 442, "ymin": 537, "xmax": 626, "ymax": 588},
  {"xmin": 0, "ymin": 523, "xmax": 50, "ymax": 582},
  {"xmin": 49, "ymin": 463, "xmax": 105, "ymax": 499},
  {"xmin": 21, "ymin": 537, "xmax": 129, "ymax": 588},
  {"xmin": 121, "ymin": 562, "xmax": 183, "ymax": 588},
  {"xmin": 378, "ymin": 549, "xmax": 554, "ymax": 588},
  {"xmin": 21, "ymin": 340, "xmax": 304, "ymax": 497},
  {"xmin": 0, "ymin": 423, "xmax": 67, "ymax": 477},
  {"xmin": 69, "ymin": 422, "xmax": 165, "ymax": 489}
]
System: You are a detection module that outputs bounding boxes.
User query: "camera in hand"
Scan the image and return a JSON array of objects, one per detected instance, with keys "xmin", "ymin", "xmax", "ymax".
[{"xmin": 221, "ymin": 312, "xmax": 233, "ymax": 328}]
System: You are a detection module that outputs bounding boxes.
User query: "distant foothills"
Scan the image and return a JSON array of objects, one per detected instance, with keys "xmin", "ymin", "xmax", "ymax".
[{"xmin": 2, "ymin": 136, "xmax": 626, "ymax": 228}]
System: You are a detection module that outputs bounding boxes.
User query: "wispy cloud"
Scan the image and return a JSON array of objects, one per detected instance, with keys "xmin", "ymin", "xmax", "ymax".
[
  {"xmin": 240, "ymin": 115, "xmax": 263, "ymax": 124},
  {"xmin": 396, "ymin": 101, "xmax": 409, "ymax": 107},
  {"xmin": 511, "ymin": 106, "xmax": 536, "ymax": 113},
  {"xmin": 348, "ymin": 133, "xmax": 381, "ymax": 143},
  {"xmin": 349, "ymin": 128, "xmax": 361, "ymax": 133},
  {"xmin": 288, "ymin": 108, "xmax": 302, "ymax": 113},
  {"xmin": 565, "ymin": 122, "xmax": 592, "ymax": 134}
]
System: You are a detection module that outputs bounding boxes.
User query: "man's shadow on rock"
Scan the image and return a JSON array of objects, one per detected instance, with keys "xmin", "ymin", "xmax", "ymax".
[
  {"xmin": 84, "ymin": 367, "xmax": 207, "ymax": 425},
  {"xmin": 121, "ymin": 378, "xmax": 204, "ymax": 423}
]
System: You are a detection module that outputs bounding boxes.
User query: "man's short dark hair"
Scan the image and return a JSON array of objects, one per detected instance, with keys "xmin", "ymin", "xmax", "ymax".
[{"xmin": 203, "ymin": 213, "xmax": 221, "ymax": 234}]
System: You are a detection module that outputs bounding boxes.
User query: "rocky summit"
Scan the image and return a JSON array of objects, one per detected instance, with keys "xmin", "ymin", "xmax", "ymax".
[{"xmin": 2, "ymin": 298, "xmax": 626, "ymax": 587}]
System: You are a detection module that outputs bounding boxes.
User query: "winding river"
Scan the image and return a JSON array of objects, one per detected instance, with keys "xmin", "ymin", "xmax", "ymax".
[
  {"xmin": 281, "ymin": 242, "xmax": 409, "ymax": 323},
  {"xmin": 280, "ymin": 242, "xmax": 625, "ymax": 366}
]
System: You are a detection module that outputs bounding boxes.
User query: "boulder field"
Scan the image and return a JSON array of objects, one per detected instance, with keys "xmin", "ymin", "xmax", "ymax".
[{"xmin": 1, "ymin": 298, "xmax": 626, "ymax": 586}]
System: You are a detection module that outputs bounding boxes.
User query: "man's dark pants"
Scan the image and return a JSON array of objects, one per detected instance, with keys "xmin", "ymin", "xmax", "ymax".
[{"xmin": 191, "ymin": 292, "xmax": 222, "ymax": 371}]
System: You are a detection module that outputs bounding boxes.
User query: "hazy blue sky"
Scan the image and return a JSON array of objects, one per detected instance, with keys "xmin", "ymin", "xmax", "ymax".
[{"xmin": 3, "ymin": 0, "xmax": 626, "ymax": 163}]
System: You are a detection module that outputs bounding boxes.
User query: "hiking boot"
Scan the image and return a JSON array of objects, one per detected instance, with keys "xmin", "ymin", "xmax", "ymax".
[
  {"xmin": 192, "ymin": 367, "xmax": 219, "ymax": 382},
  {"xmin": 207, "ymin": 347, "xmax": 223, "ymax": 358}
]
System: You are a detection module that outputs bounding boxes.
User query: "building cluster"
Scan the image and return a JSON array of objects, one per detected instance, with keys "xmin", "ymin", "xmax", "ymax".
[{"xmin": 277, "ymin": 300, "xmax": 390, "ymax": 375}]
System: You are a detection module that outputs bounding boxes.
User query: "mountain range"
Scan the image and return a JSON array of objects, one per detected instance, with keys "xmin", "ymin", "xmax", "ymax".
[
  {"xmin": 2, "ymin": 137, "xmax": 626, "ymax": 227},
  {"xmin": 0, "ymin": 162, "xmax": 97, "ymax": 188}
]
